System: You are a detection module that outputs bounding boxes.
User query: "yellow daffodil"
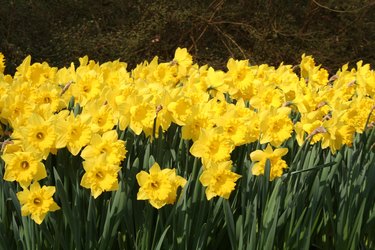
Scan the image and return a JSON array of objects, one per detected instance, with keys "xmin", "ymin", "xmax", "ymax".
[
  {"xmin": 182, "ymin": 104, "xmax": 214, "ymax": 141},
  {"xmin": 214, "ymin": 108, "xmax": 248, "ymax": 146},
  {"xmin": 250, "ymin": 86, "xmax": 284, "ymax": 110},
  {"xmin": 226, "ymin": 58, "xmax": 256, "ymax": 100},
  {"xmin": 55, "ymin": 113, "xmax": 92, "ymax": 156},
  {"xmin": 0, "ymin": 94, "xmax": 34, "ymax": 128},
  {"xmin": 136, "ymin": 162, "xmax": 187, "ymax": 209},
  {"xmin": 190, "ymin": 127, "xmax": 235, "ymax": 163},
  {"xmin": 72, "ymin": 68, "xmax": 102, "ymax": 106},
  {"xmin": 356, "ymin": 61, "xmax": 375, "ymax": 97},
  {"xmin": 259, "ymin": 107, "xmax": 293, "ymax": 147},
  {"xmin": 82, "ymin": 100, "xmax": 116, "ymax": 134},
  {"xmin": 233, "ymin": 100, "xmax": 260, "ymax": 144},
  {"xmin": 81, "ymin": 130, "xmax": 126, "ymax": 165},
  {"xmin": 153, "ymin": 62, "xmax": 178, "ymax": 86},
  {"xmin": 199, "ymin": 161, "xmax": 241, "ymax": 200},
  {"xmin": 206, "ymin": 67, "xmax": 227, "ymax": 93},
  {"xmin": 343, "ymin": 97, "xmax": 375, "ymax": 133},
  {"xmin": 80, "ymin": 156, "xmax": 121, "ymax": 198},
  {"xmin": 17, "ymin": 113, "xmax": 57, "ymax": 159},
  {"xmin": 173, "ymin": 47, "xmax": 193, "ymax": 76},
  {"xmin": 16, "ymin": 182, "xmax": 60, "ymax": 224},
  {"xmin": 300, "ymin": 54, "xmax": 329, "ymax": 88},
  {"xmin": 167, "ymin": 96, "xmax": 193, "ymax": 126},
  {"xmin": 2, "ymin": 151, "xmax": 46, "ymax": 188},
  {"xmin": 319, "ymin": 113, "xmax": 355, "ymax": 154},
  {"xmin": 34, "ymin": 82, "xmax": 65, "ymax": 114},
  {"xmin": 129, "ymin": 101, "xmax": 156, "ymax": 135},
  {"xmin": 250, "ymin": 144, "xmax": 288, "ymax": 181}
]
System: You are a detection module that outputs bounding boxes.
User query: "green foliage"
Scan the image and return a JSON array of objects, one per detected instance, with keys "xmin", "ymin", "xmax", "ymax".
[{"xmin": 1, "ymin": 121, "xmax": 375, "ymax": 249}]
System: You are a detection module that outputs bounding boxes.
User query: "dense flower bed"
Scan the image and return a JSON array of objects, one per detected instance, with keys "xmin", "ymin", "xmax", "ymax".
[{"xmin": 0, "ymin": 49, "xmax": 374, "ymax": 249}]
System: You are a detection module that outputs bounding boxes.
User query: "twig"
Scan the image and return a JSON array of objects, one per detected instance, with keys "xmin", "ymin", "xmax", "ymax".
[
  {"xmin": 312, "ymin": 0, "xmax": 375, "ymax": 13},
  {"xmin": 0, "ymin": 139, "xmax": 13, "ymax": 153},
  {"xmin": 305, "ymin": 126, "xmax": 327, "ymax": 142},
  {"xmin": 212, "ymin": 25, "xmax": 247, "ymax": 59},
  {"xmin": 188, "ymin": 0, "xmax": 225, "ymax": 52}
]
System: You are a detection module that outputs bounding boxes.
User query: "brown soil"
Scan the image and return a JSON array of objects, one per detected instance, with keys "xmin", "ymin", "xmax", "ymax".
[{"xmin": 1, "ymin": 0, "xmax": 374, "ymax": 74}]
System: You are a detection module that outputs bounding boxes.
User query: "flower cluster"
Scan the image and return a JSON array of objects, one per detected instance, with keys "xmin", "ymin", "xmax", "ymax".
[
  {"xmin": 0, "ymin": 48, "xmax": 374, "ymax": 222},
  {"xmin": 80, "ymin": 130, "xmax": 126, "ymax": 198}
]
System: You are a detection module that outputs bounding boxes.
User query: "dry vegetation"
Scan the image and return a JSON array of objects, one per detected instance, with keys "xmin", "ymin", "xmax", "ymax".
[{"xmin": 0, "ymin": 0, "xmax": 374, "ymax": 73}]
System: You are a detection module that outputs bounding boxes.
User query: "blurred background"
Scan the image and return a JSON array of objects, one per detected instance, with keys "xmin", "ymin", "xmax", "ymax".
[{"xmin": 0, "ymin": 0, "xmax": 374, "ymax": 74}]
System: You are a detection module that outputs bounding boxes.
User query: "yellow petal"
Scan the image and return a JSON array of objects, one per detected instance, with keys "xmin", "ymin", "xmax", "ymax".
[
  {"xmin": 205, "ymin": 189, "xmax": 216, "ymax": 200},
  {"xmin": 80, "ymin": 174, "xmax": 90, "ymax": 188},
  {"xmin": 137, "ymin": 188, "xmax": 149, "ymax": 200},
  {"xmin": 149, "ymin": 163, "xmax": 161, "ymax": 175},
  {"xmin": 43, "ymin": 186, "xmax": 56, "ymax": 197},
  {"xmin": 103, "ymin": 130, "xmax": 118, "ymax": 141},
  {"xmin": 199, "ymin": 171, "xmax": 211, "ymax": 187},
  {"xmin": 49, "ymin": 202, "xmax": 60, "ymax": 212},
  {"xmin": 273, "ymin": 148, "xmax": 288, "ymax": 157},
  {"xmin": 149, "ymin": 199, "xmax": 166, "ymax": 209},
  {"xmin": 35, "ymin": 162, "xmax": 47, "ymax": 181},
  {"xmin": 30, "ymin": 181, "xmax": 41, "ymax": 192},
  {"xmin": 250, "ymin": 150, "xmax": 265, "ymax": 162},
  {"xmin": 92, "ymin": 188, "xmax": 103, "ymax": 199},
  {"xmin": 136, "ymin": 171, "xmax": 150, "ymax": 186},
  {"xmin": 16, "ymin": 190, "xmax": 30, "ymax": 204},
  {"xmin": 31, "ymin": 212, "xmax": 46, "ymax": 225}
]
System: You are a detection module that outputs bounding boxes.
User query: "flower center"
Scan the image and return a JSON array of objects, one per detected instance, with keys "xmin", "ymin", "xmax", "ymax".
[
  {"xmin": 33, "ymin": 198, "xmax": 41, "ymax": 205},
  {"xmin": 227, "ymin": 126, "xmax": 235, "ymax": 134},
  {"xmin": 44, "ymin": 96, "xmax": 51, "ymax": 103},
  {"xmin": 237, "ymin": 70, "xmax": 246, "ymax": 81},
  {"xmin": 36, "ymin": 132, "xmax": 44, "ymax": 140},
  {"xmin": 209, "ymin": 142, "xmax": 218, "ymax": 153},
  {"xmin": 151, "ymin": 181, "xmax": 159, "ymax": 189},
  {"xmin": 96, "ymin": 171, "xmax": 104, "ymax": 179},
  {"xmin": 21, "ymin": 161, "xmax": 29, "ymax": 169},
  {"xmin": 97, "ymin": 117, "xmax": 104, "ymax": 126},
  {"xmin": 100, "ymin": 146, "xmax": 108, "ymax": 154},
  {"xmin": 83, "ymin": 85, "xmax": 90, "ymax": 93},
  {"xmin": 71, "ymin": 129, "xmax": 77, "ymax": 136},
  {"xmin": 215, "ymin": 175, "xmax": 224, "ymax": 184}
]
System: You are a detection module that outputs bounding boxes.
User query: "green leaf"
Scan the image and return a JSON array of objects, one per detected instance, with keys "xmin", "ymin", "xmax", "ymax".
[
  {"xmin": 154, "ymin": 225, "xmax": 170, "ymax": 250},
  {"xmin": 223, "ymin": 199, "xmax": 237, "ymax": 250}
]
